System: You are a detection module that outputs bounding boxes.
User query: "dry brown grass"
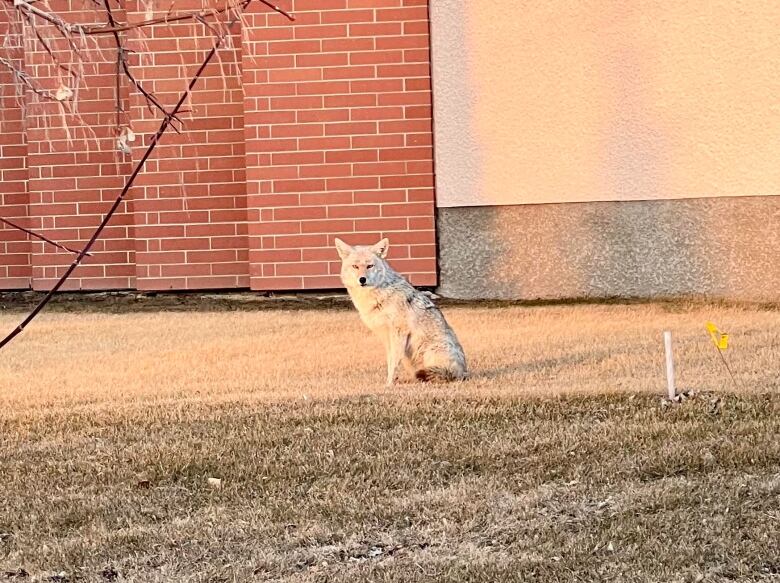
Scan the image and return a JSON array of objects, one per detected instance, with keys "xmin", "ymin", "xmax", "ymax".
[{"xmin": 1, "ymin": 300, "xmax": 779, "ymax": 582}]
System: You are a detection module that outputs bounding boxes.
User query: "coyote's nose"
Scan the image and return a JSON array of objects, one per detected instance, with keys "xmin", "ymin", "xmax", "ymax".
[{"xmin": 359, "ymin": 276, "xmax": 366, "ymax": 286}]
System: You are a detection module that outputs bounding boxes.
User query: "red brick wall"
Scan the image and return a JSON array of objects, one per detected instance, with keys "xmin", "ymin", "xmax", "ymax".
[
  {"xmin": 0, "ymin": 9, "xmax": 31, "ymax": 290},
  {"xmin": 126, "ymin": 0, "xmax": 249, "ymax": 290},
  {"xmin": 0, "ymin": 0, "xmax": 437, "ymax": 292},
  {"xmin": 243, "ymin": 0, "xmax": 436, "ymax": 290},
  {"xmin": 17, "ymin": 0, "xmax": 135, "ymax": 291}
]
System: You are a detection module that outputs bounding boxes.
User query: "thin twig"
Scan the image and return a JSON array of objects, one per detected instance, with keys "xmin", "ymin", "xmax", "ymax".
[
  {"xmin": 715, "ymin": 346, "xmax": 742, "ymax": 391},
  {"xmin": 0, "ymin": 217, "xmax": 91, "ymax": 256},
  {"xmin": 101, "ymin": 0, "xmax": 124, "ymax": 131},
  {"xmin": 5, "ymin": 0, "xmax": 292, "ymax": 37},
  {"xmin": 77, "ymin": 0, "xmax": 295, "ymax": 33},
  {"xmin": 14, "ymin": 0, "xmax": 85, "ymax": 56},
  {"xmin": 120, "ymin": 49, "xmax": 184, "ymax": 130},
  {"xmin": 0, "ymin": 0, "xmax": 254, "ymax": 350},
  {"xmin": 0, "ymin": 55, "xmax": 60, "ymax": 101},
  {"xmin": 26, "ymin": 13, "xmax": 78, "ymax": 79},
  {"xmin": 102, "ymin": 0, "xmax": 177, "ymax": 127}
]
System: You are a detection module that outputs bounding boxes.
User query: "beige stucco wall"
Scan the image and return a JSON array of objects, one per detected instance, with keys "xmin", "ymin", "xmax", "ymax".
[{"xmin": 430, "ymin": 1, "xmax": 780, "ymax": 207}]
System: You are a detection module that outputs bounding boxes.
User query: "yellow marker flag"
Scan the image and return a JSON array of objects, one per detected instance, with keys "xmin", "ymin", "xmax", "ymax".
[{"xmin": 706, "ymin": 322, "xmax": 729, "ymax": 350}]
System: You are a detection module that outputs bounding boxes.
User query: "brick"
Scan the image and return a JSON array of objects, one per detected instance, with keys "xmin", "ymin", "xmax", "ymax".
[
  {"xmin": 408, "ymin": 217, "xmax": 435, "ymax": 230},
  {"xmin": 298, "ymin": 136, "xmax": 352, "ymax": 151},
  {"xmin": 300, "ymin": 191, "xmax": 354, "ymax": 206},
  {"xmin": 270, "ymin": 95, "xmax": 324, "ymax": 110},
  {"xmin": 406, "ymin": 162, "xmax": 434, "ymax": 176},
  {"xmin": 186, "ymin": 223, "xmax": 239, "ymax": 237},
  {"xmin": 378, "ymin": 146, "xmax": 433, "ymax": 161},
  {"xmin": 376, "ymin": 6, "xmax": 428, "ymax": 21},
  {"xmin": 160, "ymin": 238, "xmax": 211, "ymax": 251},
  {"xmin": 351, "ymin": 106, "xmax": 404, "ymax": 121},
  {"xmin": 353, "ymin": 161, "xmax": 406, "ymax": 176},
  {"xmin": 272, "ymin": 151, "xmax": 325, "ymax": 165},
  {"xmin": 273, "ymin": 179, "xmax": 327, "ymax": 193},
  {"xmin": 405, "ymin": 105, "xmax": 432, "ymax": 118},
  {"xmin": 382, "ymin": 201, "xmax": 433, "ymax": 217},
  {"xmin": 353, "ymin": 189, "xmax": 407, "ymax": 203},
  {"xmin": 322, "ymin": 37, "xmax": 374, "ymax": 52},
  {"xmin": 268, "ymin": 40, "xmax": 321, "ymax": 55},
  {"xmin": 350, "ymin": 51, "xmax": 403, "ymax": 65},
  {"xmin": 404, "ymin": 20, "xmax": 429, "ymax": 34},
  {"xmin": 321, "ymin": 9, "xmax": 373, "ymax": 23},
  {"xmin": 379, "ymin": 119, "xmax": 432, "ymax": 133},
  {"xmin": 377, "ymin": 63, "xmax": 430, "ymax": 78},
  {"xmin": 297, "ymin": 80, "xmax": 352, "ymax": 95},
  {"xmin": 354, "ymin": 217, "xmax": 408, "ymax": 231},
  {"xmin": 295, "ymin": 24, "xmax": 349, "ymax": 39},
  {"xmin": 378, "ymin": 93, "xmax": 430, "ymax": 107},
  {"xmin": 296, "ymin": 53, "xmax": 348, "ymax": 67},
  {"xmin": 300, "ymin": 219, "xmax": 354, "ymax": 233},
  {"xmin": 406, "ymin": 132, "xmax": 433, "ymax": 147},
  {"xmin": 251, "ymin": 276, "xmax": 303, "ymax": 290},
  {"xmin": 325, "ymin": 149, "xmax": 377, "ymax": 163},
  {"xmin": 298, "ymin": 108, "xmax": 351, "ymax": 123},
  {"xmin": 276, "ymin": 261, "xmax": 329, "ymax": 276},
  {"xmin": 328, "ymin": 205, "xmax": 380, "ymax": 218},
  {"xmin": 376, "ymin": 35, "xmax": 429, "ymax": 51},
  {"xmin": 404, "ymin": 48, "xmax": 431, "ymax": 63},
  {"xmin": 327, "ymin": 176, "xmax": 379, "ymax": 190},
  {"xmin": 252, "ymin": 249, "xmax": 302, "ymax": 262},
  {"xmin": 136, "ymin": 252, "xmax": 186, "ymax": 265},
  {"xmin": 350, "ymin": 79, "xmax": 404, "ymax": 93},
  {"xmin": 271, "ymin": 124, "xmax": 325, "ymax": 138},
  {"xmin": 300, "ymin": 164, "xmax": 352, "ymax": 178},
  {"xmin": 324, "ymin": 93, "xmax": 377, "ymax": 107},
  {"xmin": 274, "ymin": 205, "xmax": 328, "ymax": 220},
  {"xmin": 405, "ymin": 77, "xmax": 431, "ymax": 91},
  {"xmin": 352, "ymin": 134, "xmax": 405, "ymax": 148},
  {"xmin": 322, "ymin": 65, "xmax": 376, "ymax": 80},
  {"xmin": 349, "ymin": 22, "xmax": 402, "ymax": 36},
  {"xmin": 247, "ymin": 138, "xmax": 299, "ymax": 153},
  {"xmin": 325, "ymin": 121, "xmax": 377, "ymax": 136},
  {"xmin": 302, "ymin": 247, "xmax": 340, "ymax": 261},
  {"xmin": 245, "ymin": 55, "xmax": 295, "ymax": 69},
  {"xmin": 269, "ymin": 68, "xmax": 324, "ymax": 82},
  {"xmin": 380, "ymin": 174, "xmax": 434, "ymax": 188},
  {"xmin": 274, "ymin": 234, "xmax": 329, "ymax": 248},
  {"xmin": 210, "ymin": 262, "xmax": 249, "ymax": 276}
]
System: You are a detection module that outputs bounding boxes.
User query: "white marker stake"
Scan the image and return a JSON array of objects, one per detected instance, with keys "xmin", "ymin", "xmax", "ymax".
[{"xmin": 664, "ymin": 331, "xmax": 675, "ymax": 400}]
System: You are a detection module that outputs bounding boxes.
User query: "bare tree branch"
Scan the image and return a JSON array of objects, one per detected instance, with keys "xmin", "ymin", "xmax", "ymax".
[
  {"xmin": 3, "ymin": 0, "xmax": 293, "ymax": 37},
  {"xmin": 0, "ymin": 217, "xmax": 92, "ymax": 256},
  {"xmin": 12, "ymin": 0, "xmax": 86, "ymax": 56},
  {"xmin": 0, "ymin": 0, "xmax": 296, "ymax": 348},
  {"xmin": 79, "ymin": 0, "xmax": 295, "ymax": 33},
  {"xmin": 0, "ymin": 55, "xmax": 62, "ymax": 102},
  {"xmin": 25, "ymin": 13, "xmax": 79, "ymax": 79},
  {"xmin": 0, "ymin": 0, "xmax": 296, "ymax": 350}
]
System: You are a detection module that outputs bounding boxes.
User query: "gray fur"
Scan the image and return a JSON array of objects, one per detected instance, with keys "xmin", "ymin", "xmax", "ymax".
[{"xmin": 335, "ymin": 238, "xmax": 467, "ymax": 385}]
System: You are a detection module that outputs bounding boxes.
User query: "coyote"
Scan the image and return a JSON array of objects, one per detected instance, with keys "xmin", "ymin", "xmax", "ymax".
[{"xmin": 335, "ymin": 237, "xmax": 467, "ymax": 385}]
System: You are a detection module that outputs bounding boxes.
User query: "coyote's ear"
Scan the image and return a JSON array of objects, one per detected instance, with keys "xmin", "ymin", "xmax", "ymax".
[
  {"xmin": 370, "ymin": 238, "xmax": 389, "ymax": 259},
  {"xmin": 334, "ymin": 238, "xmax": 353, "ymax": 260}
]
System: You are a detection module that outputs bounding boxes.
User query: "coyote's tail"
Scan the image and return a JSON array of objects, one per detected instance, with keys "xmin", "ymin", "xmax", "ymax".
[{"xmin": 415, "ymin": 367, "xmax": 467, "ymax": 383}]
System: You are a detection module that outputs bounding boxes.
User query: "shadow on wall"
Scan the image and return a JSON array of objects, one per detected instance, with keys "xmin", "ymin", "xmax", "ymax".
[{"xmin": 435, "ymin": 198, "xmax": 780, "ymax": 301}]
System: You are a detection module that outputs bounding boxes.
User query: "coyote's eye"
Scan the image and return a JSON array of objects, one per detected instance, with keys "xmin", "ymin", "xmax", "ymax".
[
  {"xmin": 353, "ymin": 265, "xmax": 359, "ymax": 270},
  {"xmin": 367, "ymin": 264, "xmax": 374, "ymax": 269}
]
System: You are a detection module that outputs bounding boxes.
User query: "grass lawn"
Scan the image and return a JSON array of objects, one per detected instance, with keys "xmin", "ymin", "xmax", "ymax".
[{"xmin": 0, "ymin": 299, "xmax": 778, "ymax": 582}]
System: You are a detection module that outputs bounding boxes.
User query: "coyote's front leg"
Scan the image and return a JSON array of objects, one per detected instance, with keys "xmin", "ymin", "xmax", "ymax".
[{"xmin": 385, "ymin": 329, "xmax": 409, "ymax": 386}]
